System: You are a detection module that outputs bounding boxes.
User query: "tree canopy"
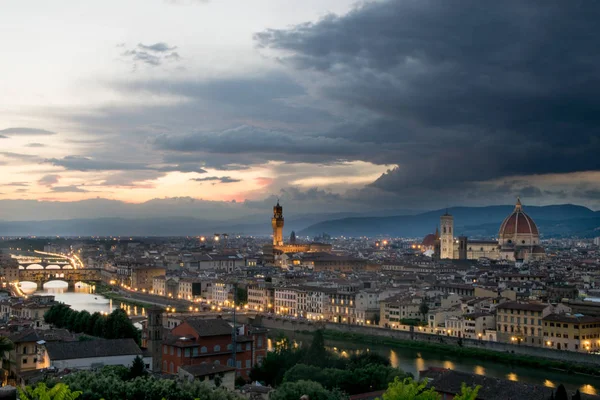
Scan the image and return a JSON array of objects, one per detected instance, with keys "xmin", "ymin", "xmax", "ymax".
[{"xmin": 44, "ymin": 304, "xmax": 140, "ymax": 344}]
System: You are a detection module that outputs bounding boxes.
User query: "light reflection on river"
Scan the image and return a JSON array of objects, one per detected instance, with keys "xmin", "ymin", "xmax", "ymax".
[
  {"xmin": 19, "ymin": 281, "xmax": 146, "ymax": 328},
  {"xmin": 272, "ymin": 332, "xmax": 600, "ymax": 395}
]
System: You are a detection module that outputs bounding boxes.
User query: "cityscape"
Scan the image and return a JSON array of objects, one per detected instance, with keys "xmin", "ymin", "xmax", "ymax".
[{"xmin": 1, "ymin": 1, "xmax": 600, "ymax": 400}]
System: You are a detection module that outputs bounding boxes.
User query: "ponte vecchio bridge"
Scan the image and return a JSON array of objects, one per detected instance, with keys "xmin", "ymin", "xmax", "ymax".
[{"xmin": 13, "ymin": 254, "xmax": 101, "ymax": 289}]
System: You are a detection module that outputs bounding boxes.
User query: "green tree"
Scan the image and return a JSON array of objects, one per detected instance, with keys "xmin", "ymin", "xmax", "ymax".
[
  {"xmin": 348, "ymin": 352, "xmax": 390, "ymax": 368},
  {"xmin": 303, "ymin": 330, "xmax": 328, "ymax": 367},
  {"xmin": 236, "ymin": 287, "xmax": 248, "ymax": 304},
  {"xmin": 18, "ymin": 382, "xmax": 82, "ymax": 400},
  {"xmin": 86, "ymin": 312, "xmax": 102, "ymax": 335},
  {"xmin": 270, "ymin": 380, "xmax": 346, "ymax": 400},
  {"xmin": 128, "ymin": 355, "xmax": 147, "ymax": 380},
  {"xmin": 74, "ymin": 311, "xmax": 91, "ymax": 333},
  {"xmin": 379, "ymin": 377, "xmax": 440, "ymax": 400},
  {"xmin": 453, "ymin": 383, "xmax": 480, "ymax": 400},
  {"xmin": 419, "ymin": 299, "xmax": 429, "ymax": 322},
  {"xmin": 555, "ymin": 384, "xmax": 569, "ymax": 400}
]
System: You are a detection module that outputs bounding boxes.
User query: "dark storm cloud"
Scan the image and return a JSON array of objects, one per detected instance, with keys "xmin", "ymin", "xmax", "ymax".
[
  {"xmin": 153, "ymin": 125, "xmax": 383, "ymax": 166},
  {"xmin": 255, "ymin": 0, "xmax": 600, "ymax": 193},
  {"xmin": 0, "ymin": 127, "xmax": 56, "ymax": 136},
  {"xmin": 190, "ymin": 176, "xmax": 241, "ymax": 184}
]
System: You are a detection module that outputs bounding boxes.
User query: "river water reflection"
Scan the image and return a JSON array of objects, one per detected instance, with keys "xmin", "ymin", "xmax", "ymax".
[
  {"xmin": 274, "ymin": 332, "xmax": 600, "ymax": 395},
  {"xmin": 19, "ymin": 281, "xmax": 146, "ymax": 325}
]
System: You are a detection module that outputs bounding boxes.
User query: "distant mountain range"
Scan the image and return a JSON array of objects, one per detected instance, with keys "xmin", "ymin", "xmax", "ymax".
[
  {"xmin": 0, "ymin": 204, "xmax": 597, "ymax": 238},
  {"xmin": 298, "ymin": 204, "xmax": 600, "ymax": 239}
]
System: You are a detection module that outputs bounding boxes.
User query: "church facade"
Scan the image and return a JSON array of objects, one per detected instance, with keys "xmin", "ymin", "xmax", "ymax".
[{"xmin": 423, "ymin": 199, "xmax": 545, "ymax": 262}]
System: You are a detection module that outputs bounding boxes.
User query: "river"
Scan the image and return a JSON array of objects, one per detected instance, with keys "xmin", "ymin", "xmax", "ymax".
[
  {"xmin": 19, "ymin": 281, "xmax": 146, "ymax": 321},
  {"xmin": 274, "ymin": 332, "xmax": 600, "ymax": 395}
]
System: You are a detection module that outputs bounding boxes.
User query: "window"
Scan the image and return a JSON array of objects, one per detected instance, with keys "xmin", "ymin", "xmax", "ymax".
[
  {"xmin": 177, "ymin": 348, "xmax": 181, "ymax": 357},
  {"xmin": 170, "ymin": 346, "xmax": 174, "ymax": 355},
  {"xmin": 257, "ymin": 337, "xmax": 263, "ymax": 348},
  {"xmin": 22, "ymin": 346, "xmax": 27, "ymax": 355},
  {"xmin": 237, "ymin": 360, "xmax": 242, "ymax": 369},
  {"xmin": 163, "ymin": 361, "xmax": 167, "ymax": 371},
  {"xmin": 246, "ymin": 360, "xmax": 251, "ymax": 368},
  {"xmin": 214, "ymin": 360, "xmax": 220, "ymax": 365},
  {"xmin": 185, "ymin": 348, "xmax": 190, "ymax": 357},
  {"xmin": 214, "ymin": 345, "xmax": 221, "ymax": 352},
  {"xmin": 228, "ymin": 359, "xmax": 234, "ymax": 367},
  {"xmin": 246, "ymin": 343, "xmax": 251, "ymax": 351},
  {"xmin": 170, "ymin": 362, "xmax": 174, "ymax": 373},
  {"xmin": 22, "ymin": 358, "xmax": 27, "ymax": 365},
  {"xmin": 163, "ymin": 346, "xmax": 168, "ymax": 354},
  {"xmin": 201, "ymin": 346, "xmax": 207, "ymax": 354}
]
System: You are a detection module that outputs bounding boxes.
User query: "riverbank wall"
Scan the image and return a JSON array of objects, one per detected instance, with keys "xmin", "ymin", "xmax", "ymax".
[{"xmin": 252, "ymin": 315, "xmax": 600, "ymax": 367}]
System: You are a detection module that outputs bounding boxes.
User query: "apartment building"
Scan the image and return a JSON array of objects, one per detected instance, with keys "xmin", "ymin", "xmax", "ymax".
[
  {"xmin": 274, "ymin": 287, "xmax": 298, "ymax": 316},
  {"xmin": 496, "ymin": 301, "xmax": 570, "ymax": 346},
  {"xmin": 542, "ymin": 313, "xmax": 600, "ymax": 352}
]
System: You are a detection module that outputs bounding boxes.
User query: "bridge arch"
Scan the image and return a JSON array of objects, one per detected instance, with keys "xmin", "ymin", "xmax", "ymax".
[
  {"xmin": 43, "ymin": 280, "xmax": 69, "ymax": 290},
  {"xmin": 25, "ymin": 264, "xmax": 44, "ymax": 270},
  {"xmin": 45, "ymin": 265, "xmax": 62, "ymax": 270}
]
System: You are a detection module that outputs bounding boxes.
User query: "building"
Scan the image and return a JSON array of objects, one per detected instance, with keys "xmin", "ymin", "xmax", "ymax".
[
  {"xmin": 43, "ymin": 338, "xmax": 145, "ymax": 370},
  {"xmin": 247, "ymin": 284, "xmax": 274, "ymax": 313},
  {"xmin": 379, "ymin": 296, "xmax": 421, "ymax": 328},
  {"xmin": 355, "ymin": 290, "xmax": 380, "ymax": 326},
  {"xmin": 142, "ymin": 307, "xmax": 163, "ymax": 372},
  {"xmin": 211, "ymin": 282, "xmax": 234, "ymax": 305},
  {"xmin": 440, "ymin": 212, "xmax": 454, "ymax": 259},
  {"xmin": 2, "ymin": 328, "xmax": 75, "ymax": 385},
  {"xmin": 542, "ymin": 313, "xmax": 600, "ymax": 352},
  {"xmin": 445, "ymin": 313, "xmax": 496, "ymax": 339},
  {"xmin": 272, "ymin": 201, "xmax": 284, "ymax": 247},
  {"xmin": 185, "ymin": 254, "xmax": 246, "ymax": 272},
  {"xmin": 424, "ymin": 199, "xmax": 546, "ymax": 262},
  {"xmin": 0, "ymin": 252, "xmax": 19, "ymax": 283},
  {"xmin": 263, "ymin": 202, "xmax": 332, "ymax": 264},
  {"xmin": 495, "ymin": 301, "xmax": 570, "ymax": 346},
  {"xmin": 292, "ymin": 253, "xmax": 367, "ymax": 272},
  {"xmin": 178, "ymin": 364, "xmax": 236, "ymax": 390},
  {"xmin": 421, "ymin": 368, "xmax": 557, "ymax": 400},
  {"xmin": 274, "ymin": 287, "xmax": 299, "ymax": 316},
  {"xmin": 160, "ymin": 318, "xmax": 267, "ymax": 379},
  {"xmin": 131, "ymin": 265, "xmax": 166, "ymax": 292}
]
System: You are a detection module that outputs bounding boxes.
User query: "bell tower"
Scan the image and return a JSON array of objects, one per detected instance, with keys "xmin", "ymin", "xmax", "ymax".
[
  {"xmin": 145, "ymin": 306, "xmax": 163, "ymax": 372},
  {"xmin": 440, "ymin": 211, "xmax": 454, "ymax": 259},
  {"xmin": 272, "ymin": 201, "xmax": 284, "ymax": 246}
]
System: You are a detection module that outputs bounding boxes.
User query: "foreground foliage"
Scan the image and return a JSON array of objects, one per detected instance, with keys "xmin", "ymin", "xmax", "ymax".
[
  {"xmin": 18, "ymin": 382, "xmax": 82, "ymax": 400},
  {"xmin": 44, "ymin": 304, "xmax": 140, "ymax": 344},
  {"xmin": 251, "ymin": 330, "xmax": 407, "ymax": 395},
  {"xmin": 26, "ymin": 365, "xmax": 242, "ymax": 400}
]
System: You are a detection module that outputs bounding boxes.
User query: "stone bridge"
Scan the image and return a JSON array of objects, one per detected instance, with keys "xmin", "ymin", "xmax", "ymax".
[
  {"xmin": 18, "ymin": 268, "xmax": 101, "ymax": 289},
  {"xmin": 17, "ymin": 258, "xmax": 73, "ymax": 270}
]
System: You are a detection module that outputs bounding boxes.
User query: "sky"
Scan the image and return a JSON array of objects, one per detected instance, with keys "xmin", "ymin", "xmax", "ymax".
[{"xmin": 1, "ymin": 0, "xmax": 599, "ymax": 221}]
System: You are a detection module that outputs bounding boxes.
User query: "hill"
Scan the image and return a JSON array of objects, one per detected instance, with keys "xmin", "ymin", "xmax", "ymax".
[{"xmin": 298, "ymin": 204, "xmax": 600, "ymax": 238}]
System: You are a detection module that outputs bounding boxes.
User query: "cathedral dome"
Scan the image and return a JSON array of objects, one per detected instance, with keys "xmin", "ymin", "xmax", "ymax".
[
  {"xmin": 421, "ymin": 233, "xmax": 437, "ymax": 248},
  {"xmin": 498, "ymin": 198, "xmax": 539, "ymax": 246}
]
